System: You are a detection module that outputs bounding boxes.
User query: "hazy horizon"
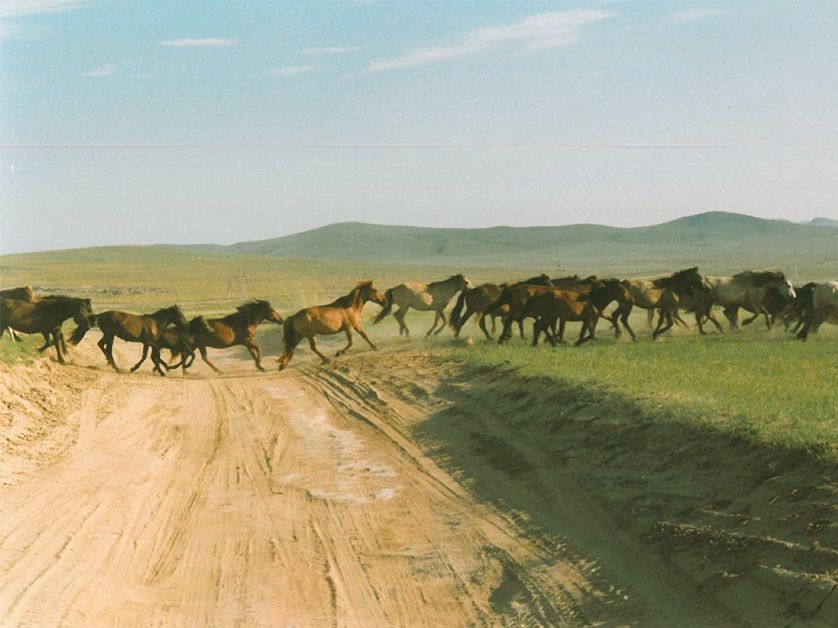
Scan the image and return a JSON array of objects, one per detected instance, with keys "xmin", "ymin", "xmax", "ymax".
[{"xmin": 2, "ymin": 1, "xmax": 837, "ymax": 254}]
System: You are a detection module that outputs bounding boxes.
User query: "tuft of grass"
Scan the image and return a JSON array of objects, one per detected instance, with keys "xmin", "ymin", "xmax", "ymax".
[
  {"xmin": 0, "ymin": 334, "xmax": 41, "ymax": 364},
  {"xmin": 455, "ymin": 330, "xmax": 838, "ymax": 458}
]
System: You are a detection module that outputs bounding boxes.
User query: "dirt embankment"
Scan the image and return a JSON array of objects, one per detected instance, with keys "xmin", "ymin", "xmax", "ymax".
[
  {"xmin": 1, "ymin": 340, "xmax": 836, "ymax": 626},
  {"xmin": 311, "ymin": 350, "xmax": 838, "ymax": 626}
]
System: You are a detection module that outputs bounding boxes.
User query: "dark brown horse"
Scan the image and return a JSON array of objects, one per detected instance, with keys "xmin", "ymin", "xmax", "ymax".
[
  {"xmin": 156, "ymin": 316, "xmax": 215, "ymax": 373},
  {"xmin": 489, "ymin": 275, "xmax": 598, "ymax": 344},
  {"xmin": 621, "ymin": 267, "xmax": 709, "ymax": 339},
  {"xmin": 373, "ymin": 274, "xmax": 471, "ymax": 336},
  {"xmin": 96, "ymin": 305, "xmax": 188, "ymax": 376},
  {"xmin": 279, "ymin": 281, "xmax": 386, "ymax": 370},
  {"xmin": 449, "ymin": 275, "xmax": 551, "ymax": 339},
  {"xmin": 1, "ymin": 286, "xmax": 37, "ymax": 342},
  {"xmin": 1, "ymin": 296, "xmax": 94, "ymax": 364},
  {"xmin": 192, "ymin": 300, "xmax": 283, "ymax": 372},
  {"xmin": 553, "ymin": 279, "xmax": 637, "ymax": 343}
]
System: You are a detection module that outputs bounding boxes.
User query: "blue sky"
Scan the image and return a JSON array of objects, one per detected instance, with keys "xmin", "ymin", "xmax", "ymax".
[{"xmin": 1, "ymin": 1, "xmax": 837, "ymax": 253}]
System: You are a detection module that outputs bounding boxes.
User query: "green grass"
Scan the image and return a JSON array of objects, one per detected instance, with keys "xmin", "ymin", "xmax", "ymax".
[
  {"xmin": 0, "ymin": 334, "xmax": 41, "ymax": 364},
  {"xmin": 456, "ymin": 329, "xmax": 838, "ymax": 458}
]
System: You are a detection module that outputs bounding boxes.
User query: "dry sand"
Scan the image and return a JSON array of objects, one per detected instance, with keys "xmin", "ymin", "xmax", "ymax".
[{"xmin": 0, "ymin": 334, "xmax": 835, "ymax": 626}]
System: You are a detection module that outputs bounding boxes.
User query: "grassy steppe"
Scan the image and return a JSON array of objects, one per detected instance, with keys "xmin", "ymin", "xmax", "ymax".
[{"xmin": 456, "ymin": 328, "xmax": 838, "ymax": 458}]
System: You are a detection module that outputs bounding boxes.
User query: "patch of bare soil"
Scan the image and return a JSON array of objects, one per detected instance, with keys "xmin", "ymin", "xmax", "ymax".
[{"xmin": 316, "ymin": 350, "xmax": 838, "ymax": 627}]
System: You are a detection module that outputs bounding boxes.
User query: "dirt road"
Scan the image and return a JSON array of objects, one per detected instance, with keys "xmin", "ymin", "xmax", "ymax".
[{"xmin": 1, "ymin": 338, "xmax": 835, "ymax": 626}]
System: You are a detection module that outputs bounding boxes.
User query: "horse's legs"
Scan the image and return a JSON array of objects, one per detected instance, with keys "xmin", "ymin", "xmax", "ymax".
[
  {"xmin": 433, "ymin": 310, "xmax": 447, "ymax": 336},
  {"xmin": 646, "ymin": 309, "xmax": 655, "ymax": 329},
  {"xmin": 308, "ymin": 336, "xmax": 330, "ymax": 364},
  {"xmin": 51, "ymin": 327, "xmax": 65, "ymax": 364},
  {"xmin": 244, "ymin": 340, "xmax": 265, "ymax": 371},
  {"xmin": 38, "ymin": 332, "xmax": 52, "ymax": 352},
  {"xmin": 619, "ymin": 308, "xmax": 637, "ymax": 341},
  {"xmin": 336, "ymin": 328, "xmax": 354, "ymax": 357},
  {"xmin": 394, "ymin": 308, "xmax": 409, "ymax": 336},
  {"xmin": 497, "ymin": 316, "xmax": 514, "ymax": 344},
  {"xmin": 426, "ymin": 311, "xmax": 442, "ymax": 337},
  {"xmin": 98, "ymin": 333, "xmax": 119, "ymax": 371},
  {"xmin": 490, "ymin": 315, "xmax": 497, "ymax": 334},
  {"xmin": 556, "ymin": 319, "xmax": 566, "ymax": 344},
  {"xmin": 355, "ymin": 325, "xmax": 377, "ymax": 350},
  {"xmin": 198, "ymin": 345, "xmax": 222, "ymax": 373},
  {"xmin": 454, "ymin": 309, "xmax": 474, "ymax": 338},
  {"xmin": 59, "ymin": 332, "xmax": 68, "ymax": 355},
  {"xmin": 761, "ymin": 307, "xmax": 773, "ymax": 330},
  {"xmin": 150, "ymin": 345, "xmax": 166, "ymax": 377},
  {"xmin": 517, "ymin": 318, "xmax": 526, "ymax": 339},
  {"xmin": 131, "ymin": 343, "xmax": 150, "ymax": 372},
  {"xmin": 723, "ymin": 306, "xmax": 739, "ymax": 329},
  {"xmin": 652, "ymin": 308, "xmax": 674, "ymax": 339},
  {"xmin": 478, "ymin": 313, "xmax": 493, "ymax": 340}
]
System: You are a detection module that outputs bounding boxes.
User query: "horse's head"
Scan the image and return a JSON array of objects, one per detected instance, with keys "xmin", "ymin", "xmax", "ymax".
[
  {"xmin": 170, "ymin": 305, "xmax": 189, "ymax": 329},
  {"xmin": 68, "ymin": 298, "xmax": 96, "ymax": 345},
  {"xmin": 238, "ymin": 300, "xmax": 283, "ymax": 325},
  {"xmin": 357, "ymin": 280, "xmax": 387, "ymax": 306},
  {"xmin": 778, "ymin": 279, "xmax": 796, "ymax": 301},
  {"xmin": 671, "ymin": 267, "xmax": 707, "ymax": 293},
  {"xmin": 188, "ymin": 316, "xmax": 214, "ymax": 337},
  {"xmin": 451, "ymin": 274, "xmax": 471, "ymax": 291}
]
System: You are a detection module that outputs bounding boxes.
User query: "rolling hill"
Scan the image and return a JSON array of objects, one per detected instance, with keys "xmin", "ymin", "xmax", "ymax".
[
  {"xmin": 2, "ymin": 213, "xmax": 837, "ymax": 290},
  {"xmin": 215, "ymin": 211, "xmax": 838, "ymax": 276}
]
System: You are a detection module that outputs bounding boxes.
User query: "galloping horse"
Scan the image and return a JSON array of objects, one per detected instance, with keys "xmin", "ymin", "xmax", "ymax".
[
  {"xmin": 449, "ymin": 275, "xmax": 551, "ymax": 339},
  {"xmin": 1, "ymin": 286, "xmax": 37, "ymax": 341},
  {"xmin": 96, "ymin": 305, "xmax": 188, "ymax": 376},
  {"xmin": 489, "ymin": 275, "xmax": 598, "ymax": 344},
  {"xmin": 621, "ymin": 267, "xmax": 709, "ymax": 339},
  {"xmin": 703, "ymin": 271, "xmax": 796, "ymax": 330},
  {"xmin": 279, "ymin": 281, "xmax": 386, "ymax": 370},
  {"xmin": 1, "ymin": 296, "xmax": 95, "ymax": 364},
  {"xmin": 156, "ymin": 316, "xmax": 215, "ymax": 373},
  {"xmin": 373, "ymin": 274, "xmax": 471, "ymax": 336},
  {"xmin": 192, "ymin": 300, "xmax": 283, "ymax": 372},
  {"xmin": 796, "ymin": 281, "xmax": 838, "ymax": 340}
]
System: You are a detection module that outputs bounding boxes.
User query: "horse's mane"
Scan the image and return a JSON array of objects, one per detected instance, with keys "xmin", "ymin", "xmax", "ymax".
[
  {"xmin": 513, "ymin": 274, "xmax": 551, "ymax": 286},
  {"xmin": 653, "ymin": 267, "xmax": 699, "ymax": 289},
  {"xmin": 188, "ymin": 315, "xmax": 213, "ymax": 335},
  {"xmin": 236, "ymin": 300, "xmax": 270, "ymax": 314},
  {"xmin": 733, "ymin": 270, "xmax": 786, "ymax": 286},
  {"xmin": 149, "ymin": 304, "xmax": 181, "ymax": 318},
  {"xmin": 428, "ymin": 274, "xmax": 464, "ymax": 289}
]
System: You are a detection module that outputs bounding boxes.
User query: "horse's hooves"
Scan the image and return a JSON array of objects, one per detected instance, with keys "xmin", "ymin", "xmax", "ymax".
[{"xmin": 257, "ymin": 365, "xmax": 266, "ymax": 372}]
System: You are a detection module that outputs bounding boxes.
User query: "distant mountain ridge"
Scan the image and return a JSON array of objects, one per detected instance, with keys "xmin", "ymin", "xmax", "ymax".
[
  {"xmin": 5, "ymin": 212, "xmax": 837, "ymax": 278},
  {"xmin": 197, "ymin": 211, "xmax": 836, "ymax": 274}
]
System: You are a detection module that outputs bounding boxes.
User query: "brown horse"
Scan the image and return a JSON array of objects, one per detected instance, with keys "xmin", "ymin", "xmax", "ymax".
[
  {"xmin": 557, "ymin": 279, "xmax": 636, "ymax": 343},
  {"xmin": 192, "ymin": 300, "xmax": 283, "ymax": 373},
  {"xmin": 449, "ymin": 275, "xmax": 551, "ymax": 340},
  {"xmin": 621, "ymin": 267, "xmax": 709, "ymax": 339},
  {"xmin": 489, "ymin": 275, "xmax": 598, "ymax": 344},
  {"xmin": 523, "ymin": 290, "xmax": 600, "ymax": 346},
  {"xmin": 156, "ymin": 316, "xmax": 215, "ymax": 373},
  {"xmin": 373, "ymin": 274, "xmax": 471, "ymax": 336},
  {"xmin": 96, "ymin": 305, "xmax": 188, "ymax": 376},
  {"xmin": 1, "ymin": 286, "xmax": 37, "ymax": 342},
  {"xmin": 279, "ymin": 281, "xmax": 386, "ymax": 370},
  {"xmin": 1, "ymin": 296, "xmax": 95, "ymax": 364}
]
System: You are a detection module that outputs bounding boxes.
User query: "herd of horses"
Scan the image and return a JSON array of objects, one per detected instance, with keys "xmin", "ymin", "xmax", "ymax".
[{"xmin": 1, "ymin": 270, "xmax": 836, "ymax": 376}]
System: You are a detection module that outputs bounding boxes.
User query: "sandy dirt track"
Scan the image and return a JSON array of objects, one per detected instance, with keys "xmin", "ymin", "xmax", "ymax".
[{"xmin": 1, "ymin": 336, "xmax": 836, "ymax": 626}]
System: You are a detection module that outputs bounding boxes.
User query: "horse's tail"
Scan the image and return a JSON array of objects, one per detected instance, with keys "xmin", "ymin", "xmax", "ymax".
[
  {"xmin": 449, "ymin": 291, "xmax": 468, "ymax": 329},
  {"xmin": 282, "ymin": 317, "xmax": 302, "ymax": 351},
  {"xmin": 68, "ymin": 322, "xmax": 91, "ymax": 346},
  {"xmin": 373, "ymin": 288, "xmax": 394, "ymax": 324}
]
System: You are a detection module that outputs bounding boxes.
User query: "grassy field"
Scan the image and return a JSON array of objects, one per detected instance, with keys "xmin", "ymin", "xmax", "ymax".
[{"xmin": 455, "ymin": 326, "xmax": 838, "ymax": 458}]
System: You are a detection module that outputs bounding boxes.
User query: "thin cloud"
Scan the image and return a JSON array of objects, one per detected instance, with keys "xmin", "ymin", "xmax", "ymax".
[
  {"xmin": 300, "ymin": 46, "xmax": 362, "ymax": 55},
  {"xmin": 84, "ymin": 64, "xmax": 116, "ymax": 77},
  {"xmin": 266, "ymin": 64, "xmax": 316, "ymax": 77},
  {"xmin": 665, "ymin": 9, "xmax": 728, "ymax": 23},
  {"xmin": 367, "ymin": 10, "xmax": 614, "ymax": 72},
  {"xmin": 0, "ymin": 0, "xmax": 90, "ymax": 17},
  {"xmin": 159, "ymin": 38, "xmax": 237, "ymax": 48}
]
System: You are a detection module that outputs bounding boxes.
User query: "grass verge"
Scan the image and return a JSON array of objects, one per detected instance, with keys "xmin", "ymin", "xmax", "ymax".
[{"xmin": 455, "ymin": 331, "xmax": 838, "ymax": 458}]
